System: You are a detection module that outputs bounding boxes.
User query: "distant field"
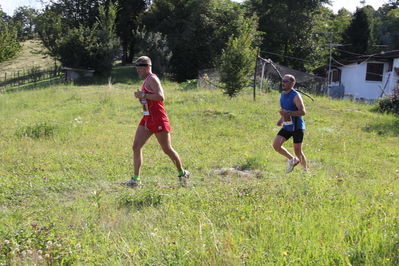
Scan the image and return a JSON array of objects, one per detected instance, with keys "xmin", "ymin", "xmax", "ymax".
[{"xmin": 0, "ymin": 40, "xmax": 56, "ymax": 75}]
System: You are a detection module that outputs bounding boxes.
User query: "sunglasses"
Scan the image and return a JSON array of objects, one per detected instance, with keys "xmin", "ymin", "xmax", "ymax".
[{"xmin": 282, "ymin": 79, "xmax": 291, "ymax": 83}]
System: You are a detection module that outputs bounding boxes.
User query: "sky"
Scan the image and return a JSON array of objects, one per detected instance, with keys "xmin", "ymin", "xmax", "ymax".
[{"xmin": 1, "ymin": 0, "xmax": 386, "ymax": 16}]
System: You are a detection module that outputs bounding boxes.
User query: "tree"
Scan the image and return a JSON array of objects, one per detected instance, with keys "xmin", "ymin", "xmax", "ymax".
[
  {"xmin": 0, "ymin": 8, "xmax": 22, "ymax": 63},
  {"xmin": 135, "ymin": 29, "xmax": 172, "ymax": 77},
  {"xmin": 378, "ymin": 9, "xmax": 399, "ymax": 50},
  {"xmin": 113, "ymin": 0, "xmax": 150, "ymax": 65},
  {"xmin": 375, "ymin": 2, "xmax": 399, "ymax": 51},
  {"xmin": 219, "ymin": 15, "xmax": 260, "ymax": 98},
  {"xmin": 246, "ymin": 0, "xmax": 330, "ymax": 72},
  {"xmin": 316, "ymin": 8, "xmax": 353, "ymax": 66},
  {"xmin": 142, "ymin": 0, "xmax": 243, "ymax": 82},
  {"xmin": 339, "ymin": 6, "xmax": 375, "ymax": 57},
  {"xmin": 35, "ymin": 8, "xmax": 64, "ymax": 61},
  {"xmin": 36, "ymin": 3, "xmax": 120, "ymax": 76},
  {"xmin": 48, "ymin": 0, "xmax": 107, "ymax": 29},
  {"xmin": 12, "ymin": 6, "xmax": 38, "ymax": 40}
]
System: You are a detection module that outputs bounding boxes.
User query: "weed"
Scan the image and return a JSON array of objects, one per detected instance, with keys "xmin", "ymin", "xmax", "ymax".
[
  {"xmin": 15, "ymin": 122, "xmax": 56, "ymax": 139},
  {"xmin": 178, "ymin": 79, "xmax": 197, "ymax": 90},
  {"xmin": 116, "ymin": 188, "xmax": 163, "ymax": 209}
]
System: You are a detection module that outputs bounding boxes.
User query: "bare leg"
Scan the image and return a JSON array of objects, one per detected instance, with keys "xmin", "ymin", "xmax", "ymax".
[
  {"xmin": 154, "ymin": 131, "xmax": 183, "ymax": 172},
  {"xmin": 272, "ymin": 135, "xmax": 295, "ymax": 160},
  {"xmin": 293, "ymin": 142, "xmax": 307, "ymax": 170},
  {"xmin": 132, "ymin": 125, "xmax": 153, "ymax": 176}
]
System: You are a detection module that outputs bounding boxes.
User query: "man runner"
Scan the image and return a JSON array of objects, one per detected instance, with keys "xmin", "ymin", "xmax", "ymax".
[
  {"xmin": 272, "ymin": 74, "xmax": 308, "ymax": 173},
  {"xmin": 123, "ymin": 56, "xmax": 190, "ymax": 186}
]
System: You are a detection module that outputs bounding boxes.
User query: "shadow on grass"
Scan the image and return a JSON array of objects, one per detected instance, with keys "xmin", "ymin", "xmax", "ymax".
[
  {"xmin": 74, "ymin": 65, "xmax": 141, "ymax": 86},
  {"xmin": 2, "ymin": 77, "xmax": 66, "ymax": 93},
  {"xmin": 363, "ymin": 118, "xmax": 399, "ymax": 137},
  {"xmin": 1, "ymin": 65, "xmax": 141, "ymax": 93}
]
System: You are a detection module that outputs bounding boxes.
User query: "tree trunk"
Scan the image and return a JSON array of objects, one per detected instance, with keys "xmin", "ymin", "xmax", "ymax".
[{"xmin": 127, "ymin": 39, "xmax": 135, "ymax": 64}]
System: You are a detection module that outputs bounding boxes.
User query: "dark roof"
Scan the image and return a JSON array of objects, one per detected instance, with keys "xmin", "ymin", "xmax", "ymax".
[
  {"xmin": 313, "ymin": 50, "xmax": 399, "ymax": 75},
  {"xmin": 341, "ymin": 50, "xmax": 399, "ymax": 64}
]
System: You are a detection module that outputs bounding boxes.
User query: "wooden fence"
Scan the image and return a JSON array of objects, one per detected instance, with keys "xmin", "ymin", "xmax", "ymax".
[{"xmin": 0, "ymin": 66, "xmax": 64, "ymax": 89}]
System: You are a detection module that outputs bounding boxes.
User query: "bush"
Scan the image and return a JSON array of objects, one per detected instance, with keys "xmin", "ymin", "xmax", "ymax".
[
  {"xmin": 135, "ymin": 30, "xmax": 172, "ymax": 77},
  {"xmin": 29, "ymin": 66, "xmax": 42, "ymax": 83},
  {"xmin": 375, "ymin": 85, "xmax": 399, "ymax": 115},
  {"xmin": 219, "ymin": 15, "xmax": 260, "ymax": 98},
  {"xmin": 36, "ymin": 3, "xmax": 120, "ymax": 77}
]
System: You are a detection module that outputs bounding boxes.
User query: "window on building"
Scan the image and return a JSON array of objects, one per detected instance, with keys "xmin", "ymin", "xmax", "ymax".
[
  {"xmin": 366, "ymin": 63, "xmax": 383, "ymax": 81},
  {"xmin": 332, "ymin": 69, "xmax": 339, "ymax": 82}
]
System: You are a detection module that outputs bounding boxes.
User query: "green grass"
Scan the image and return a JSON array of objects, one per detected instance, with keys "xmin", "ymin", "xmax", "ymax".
[{"xmin": 1, "ymin": 64, "xmax": 399, "ymax": 265}]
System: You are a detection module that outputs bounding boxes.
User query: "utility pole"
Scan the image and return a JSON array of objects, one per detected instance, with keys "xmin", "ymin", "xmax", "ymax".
[
  {"xmin": 324, "ymin": 43, "xmax": 343, "ymax": 85},
  {"xmin": 320, "ymin": 31, "xmax": 334, "ymax": 90}
]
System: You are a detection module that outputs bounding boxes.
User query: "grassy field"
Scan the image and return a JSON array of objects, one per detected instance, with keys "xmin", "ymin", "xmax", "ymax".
[{"xmin": 1, "ymin": 44, "xmax": 399, "ymax": 265}]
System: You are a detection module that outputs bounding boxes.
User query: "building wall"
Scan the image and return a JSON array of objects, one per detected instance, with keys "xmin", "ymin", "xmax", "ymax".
[{"xmin": 337, "ymin": 61, "xmax": 390, "ymax": 100}]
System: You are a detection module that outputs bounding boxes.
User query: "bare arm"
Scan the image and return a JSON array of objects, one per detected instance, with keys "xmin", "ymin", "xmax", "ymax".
[
  {"xmin": 133, "ymin": 75, "xmax": 165, "ymax": 101},
  {"xmin": 279, "ymin": 95, "xmax": 306, "ymax": 117},
  {"xmin": 144, "ymin": 75, "xmax": 164, "ymax": 101},
  {"xmin": 291, "ymin": 94, "xmax": 306, "ymax": 116}
]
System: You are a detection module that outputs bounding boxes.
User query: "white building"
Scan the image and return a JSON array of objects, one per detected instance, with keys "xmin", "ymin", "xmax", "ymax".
[{"xmin": 325, "ymin": 50, "xmax": 399, "ymax": 101}]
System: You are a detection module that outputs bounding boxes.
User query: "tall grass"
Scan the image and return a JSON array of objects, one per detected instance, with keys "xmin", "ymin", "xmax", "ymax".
[{"xmin": 1, "ymin": 67, "xmax": 399, "ymax": 265}]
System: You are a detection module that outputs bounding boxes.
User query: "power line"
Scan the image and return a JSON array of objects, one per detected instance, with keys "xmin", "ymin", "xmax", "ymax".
[{"xmin": 260, "ymin": 50, "xmax": 316, "ymax": 63}]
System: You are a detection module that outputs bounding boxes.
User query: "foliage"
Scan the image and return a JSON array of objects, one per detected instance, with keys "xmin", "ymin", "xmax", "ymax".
[
  {"xmin": 0, "ymin": 9, "xmax": 22, "ymax": 63},
  {"xmin": 377, "ymin": 8, "xmax": 399, "ymax": 51},
  {"xmin": 3, "ymin": 0, "xmax": 399, "ymax": 82},
  {"xmin": 247, "ymin": 0, "xmax": 330, "ymax": 72},
  {"xmin": 142, "ymin": 0, "xmax": 243, "ymax": 82},
  {"xmin": 28, "ymin": 66, "xmax": 43, "ymax": 83},
  {"xmin": 36, "ymin": 3, "xmax": 120, "ymax": 77},
  {"xmin": 374, "ymin": 84, "xmax": 399, "ymax": 115},
  {"xmin": 219, "ymin": 14, "xmax": 260, "ymax": 98},
  {"xmin": 134, "ymin": 29, "xmax": 172, "ymax": 77},
  {"xmin": 178, "ymin": 79, "xmax": 197, "ymax": 90},
  {"xmin": 11, "ymin": 6, "xmax": 38, "ymax": 41},
  {"xmin": 35, "ymin": 9, "xmax": 64, "ymax": 60},
  {"xmin": 48, "ymin": 0, "xmax": 107, "ymax": 29},
  {"xmin": 339, "ymin": 6, "xmax": 376, "ymax": 57},
  {"xmin": 325, "ymin": 8, "xmax": 353, "ymax": 59},
  {"xmin": 113, "ymin": 0, "xmax": 150, "ymax": 64}
]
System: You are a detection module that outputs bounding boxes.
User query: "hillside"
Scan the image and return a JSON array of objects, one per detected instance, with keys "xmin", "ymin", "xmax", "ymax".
[
  {"xmin": 1, "ymin": 45, "xmax": 399, "ymax": 265},
  {"xmin": 0, "ymin": 40, "xmax": 55, "ymax": 75}
]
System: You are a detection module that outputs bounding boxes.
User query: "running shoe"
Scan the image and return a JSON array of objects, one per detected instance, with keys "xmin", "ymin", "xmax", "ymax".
[
  {"xmin": 178, "ymin": 170, "xmax": 190, "ymax": 182},
  {"xmin": 122, "ymin": 178, "xmax": 140, "ymax": 187},
  {"xmin": 286, "ymin": 157, "xmax": 300, "ymax": 173}
]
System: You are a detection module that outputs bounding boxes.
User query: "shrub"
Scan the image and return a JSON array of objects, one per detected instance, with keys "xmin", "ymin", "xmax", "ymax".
[
  {"xmin": 178, "ymin": 79, "xmax": 197, "ymax": 91},
  {"xmin": 219, "ymin": 15, "xmax": 260, "ymax": 98},
  {"xmin": 135, "ymin": 30, "xmax": 172, "ymax": 77},
  {"xmin": 29, "ymin": 66, "xmax": 42, "ymax": 83},
  {"xmin": 375, "ymin": 85, "xmax": 399, "ymax": 115}
]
